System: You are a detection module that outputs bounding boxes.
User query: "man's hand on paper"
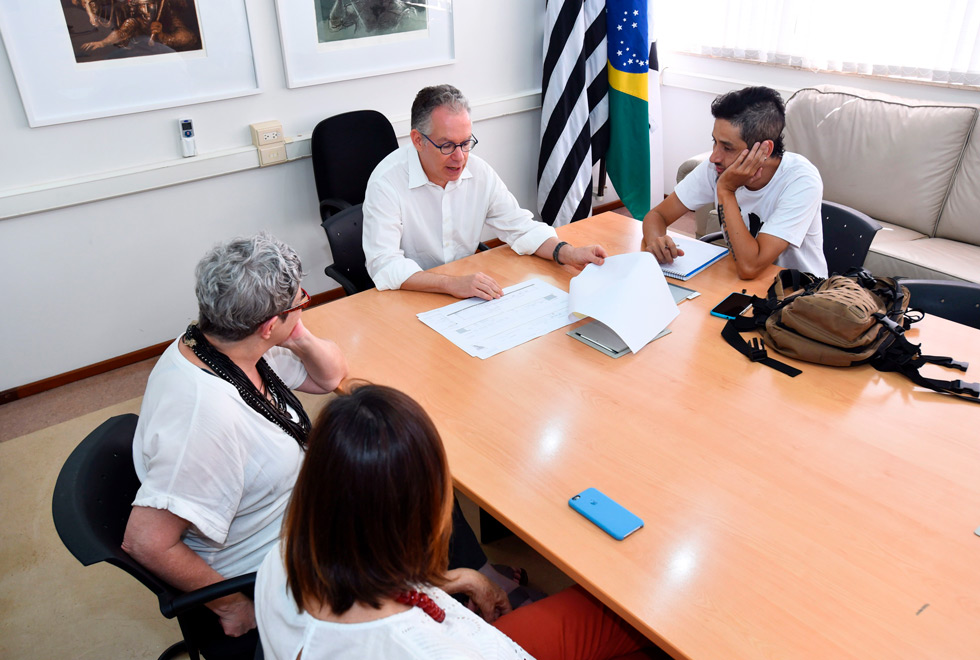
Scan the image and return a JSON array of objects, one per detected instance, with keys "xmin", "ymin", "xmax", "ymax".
[
  {"xmin": 643, "ymin": 234, "xmax": 685, "ymax": 264},
  {"xmin": 447, "ymin": 272, "xmax": 503, "ymax": 300},
  {"xmin": 560, "ymin": 244, "xmax": 608, "ymax": 269}
]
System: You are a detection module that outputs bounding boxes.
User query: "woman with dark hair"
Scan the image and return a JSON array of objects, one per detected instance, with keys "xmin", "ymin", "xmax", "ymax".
[{"xmin": 256, "ymin": 384, "xmax": 655, "ymax": 659}]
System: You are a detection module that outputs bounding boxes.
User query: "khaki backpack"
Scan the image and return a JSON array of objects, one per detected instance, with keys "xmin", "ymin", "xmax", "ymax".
[{"xmin": 722, "ymin": 269, "xmax": 980, "ymax": 403}]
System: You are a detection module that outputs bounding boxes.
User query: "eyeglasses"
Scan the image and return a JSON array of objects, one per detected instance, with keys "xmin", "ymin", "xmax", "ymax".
[
  {"xmin": 279, "ymin": 288, "xmax": 311, "ymax": 316},
  {"xmin": 420, "ymin": 132, "xmax": 479, "ymax": 155}
]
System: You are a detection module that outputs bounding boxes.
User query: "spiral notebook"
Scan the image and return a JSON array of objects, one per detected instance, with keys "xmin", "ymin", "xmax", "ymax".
[{"xmin": 660, "ymin": 232, "xmax": 729, "ymax": 281}]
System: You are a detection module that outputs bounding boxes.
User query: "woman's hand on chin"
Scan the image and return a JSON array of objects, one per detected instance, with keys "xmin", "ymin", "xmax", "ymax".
[{"xmin": 279, "ymin": 318, "xmax": 311, "ymax": 351}]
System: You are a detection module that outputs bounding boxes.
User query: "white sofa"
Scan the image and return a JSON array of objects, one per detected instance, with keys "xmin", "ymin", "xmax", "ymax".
[{"xmin": 679, "ymin": 84, "xmax": 980, "ymax": 283}]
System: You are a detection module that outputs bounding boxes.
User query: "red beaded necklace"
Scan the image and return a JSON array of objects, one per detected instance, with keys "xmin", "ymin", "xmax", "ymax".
[{"xmin": 395, "ymin": 590, "xmax": 446, "ymax": 623}]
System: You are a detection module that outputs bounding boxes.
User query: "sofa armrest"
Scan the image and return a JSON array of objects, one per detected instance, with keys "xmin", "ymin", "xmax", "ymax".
[
  {"xmin": 676, "ymin": 151, "xmax": 711, "ymax": 184},
  {"xmin": 696, "ymin": 209, "xmax": 721, "ymax": 239},
  {"xmin": 676, "ymin": 152, "xmax": 715, "ymax": 238}
]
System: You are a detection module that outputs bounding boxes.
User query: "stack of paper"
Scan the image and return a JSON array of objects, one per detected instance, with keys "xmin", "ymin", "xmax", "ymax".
[
  {"xmin": 416, "ymin": 279, "xmax": 572, "ymax": 359},
  {"xmin": 568, "ymin": 252, "xmax": 679, "ymax": 354}
]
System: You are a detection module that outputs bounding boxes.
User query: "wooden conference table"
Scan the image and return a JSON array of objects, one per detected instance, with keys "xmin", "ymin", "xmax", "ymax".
[{"xmin": 302, "ymin": 212, "xmax": 980, "ymax": 660}]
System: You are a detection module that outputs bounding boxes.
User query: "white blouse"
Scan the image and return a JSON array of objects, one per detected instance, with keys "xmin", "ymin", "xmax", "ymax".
[
  {"xmin": 255, "ymin": 542, "xmax": 534, "ymax": 660},
  {"xmin": 132, "ymin": 339, "xmax": 307, "ymax": 577}
]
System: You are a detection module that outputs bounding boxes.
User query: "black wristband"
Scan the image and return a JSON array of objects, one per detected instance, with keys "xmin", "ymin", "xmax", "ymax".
[{"xmin": 553, "ymin": 241, "xmax": 569, "ymax": 265}]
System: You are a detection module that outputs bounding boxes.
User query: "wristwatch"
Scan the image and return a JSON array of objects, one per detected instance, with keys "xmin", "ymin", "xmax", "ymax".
[{"xmin": 553, "ymin": 241, "xmax": 569, "ymax": 265}]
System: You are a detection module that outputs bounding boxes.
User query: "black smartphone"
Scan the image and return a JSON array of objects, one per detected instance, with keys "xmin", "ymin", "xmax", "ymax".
[{"xmin": 710, "ymin": 292, "xmax": 753, "ymax": 320}]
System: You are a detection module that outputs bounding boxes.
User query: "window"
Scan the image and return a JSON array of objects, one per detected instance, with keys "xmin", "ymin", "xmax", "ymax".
[{"xmin": 656, "ymin": 0, "xmax": 980, "ymax": 87}]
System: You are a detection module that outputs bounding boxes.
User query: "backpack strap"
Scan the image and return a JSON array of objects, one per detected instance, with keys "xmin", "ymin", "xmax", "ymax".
[
  {"xmin": 721, "ymin": 315, "xmax": 802, "ymax": 377},
  {"xmin": 769, "ymin": 269, "xmax": 819, "ymax": 301},
  {"xmin": 871, "ymin": 333, "xmax": 980, "ymax": 403},
  {"xmin": 719, "ymin": 275, "xmax": 816, "ymax": 378}
]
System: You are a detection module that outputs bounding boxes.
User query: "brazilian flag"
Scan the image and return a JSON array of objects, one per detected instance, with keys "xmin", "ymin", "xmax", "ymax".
[{"xmin": 606, "ymin": 0, "xmax": 650, "ymax": 220}]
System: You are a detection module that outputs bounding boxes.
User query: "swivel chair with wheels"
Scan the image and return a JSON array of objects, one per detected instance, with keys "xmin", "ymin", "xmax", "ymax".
[
  {"xmin": 52, "ymin": 414, "xmax": 261, "ymax": 660},
  {"xmin": 311, "ymin": 110, "xmax": 398, "ymax": 295}
]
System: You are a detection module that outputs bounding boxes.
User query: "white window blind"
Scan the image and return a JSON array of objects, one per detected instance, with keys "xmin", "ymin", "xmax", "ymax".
[{"xmin": 657, "ymin": 0, "xmax": 980, "ymax": 86}]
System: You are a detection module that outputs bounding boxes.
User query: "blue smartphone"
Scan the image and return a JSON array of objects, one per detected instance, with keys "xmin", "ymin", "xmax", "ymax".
[{"xmin": 569, "ymin": 488, "xmax": 644, "ymax": 540}]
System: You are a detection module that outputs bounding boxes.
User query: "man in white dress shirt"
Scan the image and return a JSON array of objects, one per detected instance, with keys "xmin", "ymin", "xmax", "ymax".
[{"xmin": 362, "ymin": 84, "xmax": 607, "ymax": 300}]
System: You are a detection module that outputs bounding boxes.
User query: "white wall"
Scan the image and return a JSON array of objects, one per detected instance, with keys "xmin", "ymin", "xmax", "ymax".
[
  {"xmin": 5, "ymin": 2, "xmax": 980, "ymax": 391},
  {"xmin": 0, "ymin": 0, "xmax": 543, "ymax": 390}
]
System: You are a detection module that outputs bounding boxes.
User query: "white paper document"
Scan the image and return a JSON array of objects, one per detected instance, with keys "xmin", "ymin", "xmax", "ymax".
[
  {"xmin": 568, "ymin": 252, "xmax": 679, "ymax": 354},
  {"xmin": 417, "ymin": 278, "xmax": 573, "ymax": 359}
]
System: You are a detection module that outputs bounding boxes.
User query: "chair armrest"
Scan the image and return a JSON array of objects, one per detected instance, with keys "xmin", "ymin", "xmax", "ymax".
[
  {"xmin": 700, "ymin": 231, "xmax": 724, "ymax": 243},
  {"xmin": 319, "ymin": 198, "xmax": 352, "ymax": 221},
  {"xmin": 477, "ymin": 242, "xmax": 490, "ymax": 252},
  {"xmin": 160, "ymin": 573, "xmax": 257, "ymax": 619},
  {"xmin": 325, "ymin": 265, "xmax": 361, "ymax": 297}
]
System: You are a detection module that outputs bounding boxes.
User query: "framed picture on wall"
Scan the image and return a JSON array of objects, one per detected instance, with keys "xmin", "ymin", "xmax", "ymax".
[
  {"xmin": 0, "ymin": 0, "xmax": 259, "ymax": 127},
  {"xmin": 275, "ymin": 0, "xmax": 455, "ymax": 88}
]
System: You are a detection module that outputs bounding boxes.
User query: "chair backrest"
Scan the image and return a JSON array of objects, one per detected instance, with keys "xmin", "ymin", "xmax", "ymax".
[
  {"xmin": 822, "ymin": 201, "xmax": 882, "ymax": 275},
  {"xmin": 53, "ymin": 414, "xmax": 261, "ymax": 660},
  {"xmin": 899, "ymin": 279, "xmax": 980, "ymax": 329},
  {"xmin": 52, "ymin": 414, "xmax": 173, "ymax": 596},
  {"xmin": 310, "ymin": 109, "xmax": 398, "ymax": 218},
  {"xmin": 322, "ymin": 205, "xmax": 375, "ymax": 296}
]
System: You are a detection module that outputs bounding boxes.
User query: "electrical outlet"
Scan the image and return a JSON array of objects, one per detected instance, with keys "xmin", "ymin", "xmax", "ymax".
[
  {"xmin": 250, "ymin": 121, "xmax": 285, "ymax": 147},
  {"xmin": 258, "ymin": 144, "xmax": 287, "ymax": 167}
]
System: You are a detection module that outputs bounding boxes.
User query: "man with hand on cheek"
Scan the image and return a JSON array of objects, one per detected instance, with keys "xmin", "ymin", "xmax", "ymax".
[
  {"xmin": 642, "ymin": 86, "xmax": 826, "ymax": 279},
  {"xmin": 363, "ymin": 84, "xmax": 607, "ymax": 300}
]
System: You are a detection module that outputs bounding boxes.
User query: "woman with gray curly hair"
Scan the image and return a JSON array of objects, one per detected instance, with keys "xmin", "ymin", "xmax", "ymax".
[{"xmin": 122, "ymin": 233, "xmax": 348, "ymax": 641}]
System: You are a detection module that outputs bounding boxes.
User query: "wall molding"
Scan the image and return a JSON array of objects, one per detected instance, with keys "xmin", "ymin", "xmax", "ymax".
[
  {"xmin": 0, "ymin": 287, "xmax": 346, "ymax": 404},
  {"xmin": 661, "ymin": 67, "xmax": 797, "ymax": 98},
  {"xmin": 0, "ymin": 91, "xmax": 543, "ymax": 221}
]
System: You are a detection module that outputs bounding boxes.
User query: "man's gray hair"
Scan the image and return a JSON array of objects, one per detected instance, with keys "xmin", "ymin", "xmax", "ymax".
[
  {"xmin": 411, "ymin": 84, "xmax": 471, "ymax": 134},
  {"xmin": 195, "ymin": 232, "xmax": 304, "ymax": 341}
]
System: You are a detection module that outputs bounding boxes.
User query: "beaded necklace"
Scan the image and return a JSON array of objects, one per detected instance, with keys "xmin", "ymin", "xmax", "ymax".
[
  {"xmin": 182, "ymin": 323, "xmax": 311, "ymax": 448},
  {"xmin": 395, "ymin": 590, "xmax": 446, "ymax": 623}
]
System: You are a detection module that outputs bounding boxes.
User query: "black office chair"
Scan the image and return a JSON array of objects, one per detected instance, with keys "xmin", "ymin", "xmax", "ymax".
[
  {"xmin": 699, "ymin": 200, "xmax": 881, "ymax": 275},
  {"xmin": 321, "ymin": 205, "xmax": 376, "ymax": 296},
  {"xmin": 820, "ymin": 201, "xmax": 881, "ymax": 275},
  {"xmin": 52, "ymin": 414, "xmax": 261, "ymax": 660},
  {"xmin": 898, "ymin": 279, "xmax": 980, "ymax": 329},
  {"xmin": 311, "ymin": 110, "xmax": 399, "ymax": 295}
]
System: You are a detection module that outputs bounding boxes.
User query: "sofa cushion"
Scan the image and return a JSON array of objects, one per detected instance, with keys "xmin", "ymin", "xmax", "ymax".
[
  {"xmin": 869, "ymin": 221, "xmax": 927, "ymax": 245},
  {"xmin": 866, "ymin": 237, "xmax": 980, "ymax": 283},
  {"xmin": 937, "ymin": 123, "xmax": 980, "ymax": 246},
  {"xmin": 785, "ymin": 85, "xmax": 977, "ymax": 237}
]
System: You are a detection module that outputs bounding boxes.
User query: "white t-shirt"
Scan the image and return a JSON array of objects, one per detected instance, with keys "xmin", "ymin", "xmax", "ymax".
[
  {"xmin": 362, "ymin": 145, "xmax": 556, "ymax": 290},
  {"xmin": 132, "ymin": 339, "xmax": 308, "ymax": 578},
  {"xmin": 674, "ymin": 153, "xmax": 828, "ymax": 277},
  {"xmin": 255, "ymin": 542, "xmax": 534, "ymax": 660}
]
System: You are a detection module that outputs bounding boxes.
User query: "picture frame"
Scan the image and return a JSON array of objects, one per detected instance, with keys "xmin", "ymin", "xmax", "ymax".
[
  {"xmin": 0, "ymin": 0, "xmax": 259, "ymax": 127},
  {"xmin": 275, "ymin": 0, "xmax": 455, "ymax": 89}
]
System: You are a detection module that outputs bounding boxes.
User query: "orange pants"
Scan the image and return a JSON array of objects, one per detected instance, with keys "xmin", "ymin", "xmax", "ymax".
[{"xmin": 493, "ymin": 585, "xmax": 661, "ymax": 660}]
